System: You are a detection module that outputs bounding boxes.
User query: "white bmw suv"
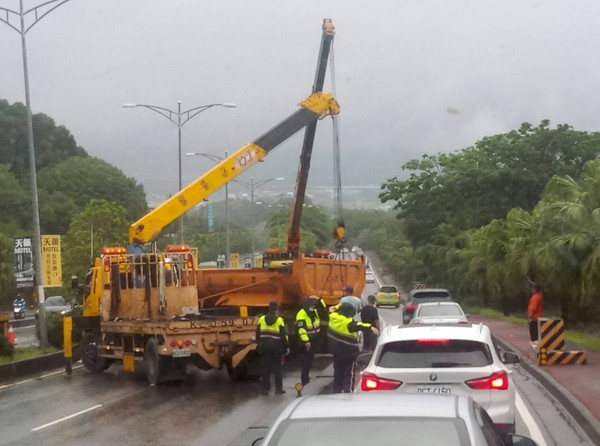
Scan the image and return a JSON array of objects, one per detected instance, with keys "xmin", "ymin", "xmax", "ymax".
[{"xmin": 355, "ymin": 323, "xmax": 520, "ymax": 439}]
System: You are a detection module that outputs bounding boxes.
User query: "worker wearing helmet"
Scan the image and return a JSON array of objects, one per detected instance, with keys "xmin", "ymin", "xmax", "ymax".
[
  {"xmin": 328, "ymin": 302, "xmax": 379, "ymax": 393},
  {"xmin": 296, "ymin": 295, "xmax": 324, "ymax": 386},
  {"xmin": 256, "ymin": 301, "xmax": 289, "ymax": 395}
]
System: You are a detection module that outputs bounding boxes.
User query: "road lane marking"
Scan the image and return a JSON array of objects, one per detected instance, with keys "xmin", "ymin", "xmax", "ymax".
[
  {"xmin": 0, "ymin": 365, "xmax": 84, "ymax": 391},
  {"xmin": 31, "ymin": 404, "xmax": 103, "ymax": 431},
  {"xmin": 516, "ymin": 390, "xmax": 547, "ymax": 446}
]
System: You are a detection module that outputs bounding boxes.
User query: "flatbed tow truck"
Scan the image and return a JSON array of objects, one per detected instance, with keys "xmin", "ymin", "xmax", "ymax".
[{"xmin": 64, "ymin": 19, "xmax": 366, "ymax": 385}]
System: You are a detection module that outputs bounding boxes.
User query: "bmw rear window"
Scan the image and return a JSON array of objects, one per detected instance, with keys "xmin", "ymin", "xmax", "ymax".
[
  {"xmin": 413, "ymin": 292, "xmax": 451, "ymax": 300},
  {"xmin": 377, "ymin": 340, "xmax": 492, "ymax": 368},
  {"xmin": 418, "ymin": 305, "xmax": 463, "ymax": 317}
]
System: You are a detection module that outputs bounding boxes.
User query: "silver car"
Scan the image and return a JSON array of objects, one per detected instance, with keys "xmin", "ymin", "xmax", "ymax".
[
  {"xmin": 356, "ymin": 323, "xmax": 520, "ymax": 439},
  {"xmin": 37, "ymin": 296, "xmax": 72, "ymax": 315},
  {"xmin": 258, "ymin": 393, "xmax": 536, "ymax": 446},
  {"xmin": 410, "ymin": 301, "xmax": 469, "ymax": 325}
]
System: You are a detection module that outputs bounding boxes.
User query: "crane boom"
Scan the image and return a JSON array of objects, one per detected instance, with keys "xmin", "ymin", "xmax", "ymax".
[
  {"xmin": 128, "ymin": 92, "xmax": 340, "ymax": 246},
  {"xmin": 287, "ymin": 19, "xmax": 335, "ymax": 256}
]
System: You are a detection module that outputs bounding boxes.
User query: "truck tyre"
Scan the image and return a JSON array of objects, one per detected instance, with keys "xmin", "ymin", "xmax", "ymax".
[
  {"xmin": 145, "ymin": 337, "xmax": 164, "ymax": 386},
  {"xmin": 228, "ymin": 364, "xmax": 248, "ymax": 382},
  {"xmin": 81, "ymin": 332, "xmax": 110, "ymax": 373}
]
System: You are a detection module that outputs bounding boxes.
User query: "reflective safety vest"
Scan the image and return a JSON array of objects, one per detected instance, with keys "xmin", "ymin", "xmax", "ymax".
[
  {"xmin": 257, "ymin": 315, "xmax": 287, "ymax": 343},
  {"xmin": 296, "ymin": 308, "xmax": 320, "ymax": 343},
  {"xmin": 328, "ymin": 311, "xmax": 371, "ymax": 348}
]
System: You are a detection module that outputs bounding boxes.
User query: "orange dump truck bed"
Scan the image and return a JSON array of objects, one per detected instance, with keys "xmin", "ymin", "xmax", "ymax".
[{"xmin": 195, "ymin": 254, "xmax": 366, "ymax": 309}]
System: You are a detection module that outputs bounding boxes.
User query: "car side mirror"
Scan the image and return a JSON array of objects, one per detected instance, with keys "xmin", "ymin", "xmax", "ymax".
[
  {"xmin": 501, "ymin": 350, "xmax": 520, "ymax": 364},
  {"xmin": 504, "ymin": 433, "xmax": 537, "ymax": 446}
]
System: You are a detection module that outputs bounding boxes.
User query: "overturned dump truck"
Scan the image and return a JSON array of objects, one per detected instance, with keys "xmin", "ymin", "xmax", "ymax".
[{"xmin": 65, "ymin": 19, "xmax": 365, "ymax": 385}]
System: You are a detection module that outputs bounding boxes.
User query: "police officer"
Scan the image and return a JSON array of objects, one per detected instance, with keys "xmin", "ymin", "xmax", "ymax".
[
  {"xmin": 328, "ymin": 302, "xmax": 379, "ymax": 393},
  {"xmin": 296, "ymin": 295, "xmax": 322, "ymax": 385},
  {"xmin": 256, "ymin": 301, "xmax": 288, "ymax": 395}
]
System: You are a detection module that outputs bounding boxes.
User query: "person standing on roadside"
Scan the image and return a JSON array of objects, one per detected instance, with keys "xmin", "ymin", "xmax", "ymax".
[
  {"xmin": 328, "ymin": 302, "xmax": 379, "ymax": 393},
  {"xmin": 330, "ymin": 286, "xmax": 362, "ymax": 315},
  {"xmin": 256, "ymin": 301, "xmax": 289, "ymax": 395},
  {"xmin": 296, "ymin": 295, "xmax": 322, "ymax": 386},
  {"xmin": 528, "ymin": 284, "xmax": 544, "ymax": 342},
  {"xmin": 360, "ymin": 295, "xmax": 380, "ymax": 352}
]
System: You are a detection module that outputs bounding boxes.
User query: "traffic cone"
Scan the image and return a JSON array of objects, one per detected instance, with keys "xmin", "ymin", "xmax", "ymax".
[{"xmin": 7, "ymin": 323, "xmax": 16, "ymax": 345}]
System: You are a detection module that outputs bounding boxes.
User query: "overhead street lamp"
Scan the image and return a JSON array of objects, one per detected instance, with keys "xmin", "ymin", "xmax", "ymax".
[
  {"xmin": 234, "ymin": 177, "xmax": 284, "ymax": 267},
  {"xmin": 185, "ymin": 151, "xmax": 230, "ymax": 267},
  {"xmin": 255, "ymin": 195, "xmax": 291, "ymax": 250},
  {"xmin": 1, "ymin": 0, "xmax": 75, "ymax": 348},
  {"xmin": 123, "ymin": 101, "xmax": 236, "ymax": 243}
]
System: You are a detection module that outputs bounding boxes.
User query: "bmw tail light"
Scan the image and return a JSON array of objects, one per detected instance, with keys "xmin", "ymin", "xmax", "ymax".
[
  {"xmin": 466, "ymin": 371, "xmax": 509, "ymax": 390},
  {"xmin": 406, "ymin": 304, "xmax": 416, "ymax": 312},
  {"xmin": 361, "ymin": 372, "xmax": 402, "ymax": 391}
]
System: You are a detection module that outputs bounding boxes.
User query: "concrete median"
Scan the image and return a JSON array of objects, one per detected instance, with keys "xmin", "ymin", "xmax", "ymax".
[{"xmin": 0, "ymin": 347, "xmax": 80, "ymax": 384}]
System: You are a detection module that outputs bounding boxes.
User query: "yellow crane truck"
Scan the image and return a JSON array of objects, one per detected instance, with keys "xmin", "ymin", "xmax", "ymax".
[{"xmin": 64, "ymin": 19, "xmax": 366, "ymax": 385}]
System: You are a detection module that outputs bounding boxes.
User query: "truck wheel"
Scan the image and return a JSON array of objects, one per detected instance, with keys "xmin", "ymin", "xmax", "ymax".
[
  {"xmin": 226, "ymin": 361, "xmax": 247, "ymax": 382},
  {"xmin": 81, "ymin": 332, "xmax": 110, "ymax": 373},
  {"xmin": 144, "ymin": 338, "xmax": 168, "ymax": 386}
]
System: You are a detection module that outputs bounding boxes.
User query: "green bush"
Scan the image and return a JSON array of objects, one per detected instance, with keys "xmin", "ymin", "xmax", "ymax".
[
  {"xmin": 0, "ymin": 334, "xmax": 15, "ymax": 357},
  {"xmin": 36, "ymin": 312, "xmax": 82, "ymax": 349}
]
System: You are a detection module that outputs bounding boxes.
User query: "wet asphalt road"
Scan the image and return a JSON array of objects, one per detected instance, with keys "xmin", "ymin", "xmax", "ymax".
[{"xmin": 0, "ymin": 277, "xmax": 595, "ymax": 445}]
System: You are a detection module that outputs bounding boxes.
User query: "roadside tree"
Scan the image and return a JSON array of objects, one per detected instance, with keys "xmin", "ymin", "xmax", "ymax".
[{"xmin": 62, "ymin": 199, "xmax": 129, "ymax": 283}]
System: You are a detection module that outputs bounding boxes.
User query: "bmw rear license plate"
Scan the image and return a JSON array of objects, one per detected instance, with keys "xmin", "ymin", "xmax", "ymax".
[
  {"xmin": 416, "ymin": 385, "xmax": 452, "ymax": 394},
  {"xmin": 172, "ymin": 348, "xmax": 191, "ymax": 358}
]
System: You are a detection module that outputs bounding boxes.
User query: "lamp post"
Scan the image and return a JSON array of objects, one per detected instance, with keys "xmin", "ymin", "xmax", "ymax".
[
  {"xmin": 123, "ymin": 101, "xmax": 235, "ymax": 243},
  {"xmin": 234, "ymin": 177, "xmax": 284, "ymax": 266},
  {"xmin": 185, "ymin": 151, "xmax": 230, "ymax": 267},
  {"xmin": 1, "ymin": 0, "xmax": 74, "ymax": 347}
]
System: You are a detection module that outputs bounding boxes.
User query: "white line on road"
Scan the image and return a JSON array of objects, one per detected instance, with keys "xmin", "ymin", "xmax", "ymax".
[
  {"xmin": 31, "ymin": 404, "xmax": 103, "ymax": 431},
  {"xmin": 0, "ymin": 365, "xmax": 84, "ymax": 391},
  {"xmin": 516, "ymin": 390, "xmax": 547, "ymax": 446}
]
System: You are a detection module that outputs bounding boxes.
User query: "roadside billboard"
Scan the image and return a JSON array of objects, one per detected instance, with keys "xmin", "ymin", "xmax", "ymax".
[
  {"xmin": 229, "ymin": 252, "xmax": 239, "ymax": 268},
  {"xmin": 14, "ymin": 237, "xmax": 34, "ymax": 289},
  {"xmin": 41, "ymin": 235, "xmax": 62, "ymax": 287}
]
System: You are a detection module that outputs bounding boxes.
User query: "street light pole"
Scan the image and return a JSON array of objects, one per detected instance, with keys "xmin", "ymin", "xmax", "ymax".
[
  {"xmin": 234, "ymin": 177, "xmax": 284, "ymax": 267},
  {"xmin": 224, "ymin": 151, "xmax": 229, "ymax": 267},
  {"xmin": 123, "ymin": 101, "xmax": 235, "ymax": 243},
  {"xmin": 251, "ymin": 177, "xmax": 255, "ymax": 267},
  {"xmin": 1, "ymin": 0, "xmax": 74, "ymax": 348},
  {"xmin": 185, "ymin": 151, "xmax": 230, "ymax": 267}
]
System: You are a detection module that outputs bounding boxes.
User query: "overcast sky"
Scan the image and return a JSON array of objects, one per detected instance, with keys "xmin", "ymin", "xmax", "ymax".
[{"xmin": 2, "ymin": 0, "xmax": 600, "ymax": 205}]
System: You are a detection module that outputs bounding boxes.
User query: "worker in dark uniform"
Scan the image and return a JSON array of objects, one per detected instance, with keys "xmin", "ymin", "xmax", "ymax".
[
  {"xmin": 360, "ymin": 295, "xmax": 380, "ymax": 352},
  {"xmin": 256, "ymin": 301, "xmax": 288, "ymax": 395},
  {"xmin": 328, "ymin": 302, "xmax": 379, "ymax": 393},
  {"xmin": 296, "ymin": 295, "xmax": 322, "ymax": 385}
]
